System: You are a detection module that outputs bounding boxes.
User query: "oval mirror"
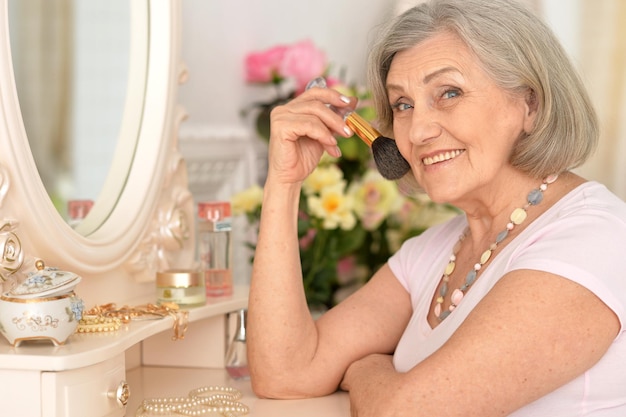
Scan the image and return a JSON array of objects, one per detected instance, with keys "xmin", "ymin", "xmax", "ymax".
[
  {"xmin": 0, "ymin": 0, "xmax": 194, "ymax": 296},
  {"xmin": 8, "ymin": 0, "xmax": 146, "ymax": 236}
]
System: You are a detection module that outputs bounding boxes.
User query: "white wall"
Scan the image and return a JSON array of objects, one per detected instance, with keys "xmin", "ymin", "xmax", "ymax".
[{"xmin": 178, "ymin": 0, "xmax": 395, "ymax": 130}]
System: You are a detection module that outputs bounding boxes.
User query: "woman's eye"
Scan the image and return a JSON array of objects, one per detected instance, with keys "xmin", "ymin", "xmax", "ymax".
[
  {"xmin": 442, "ymin": 88, "xmax": 461, "ymax": 99},
  {"xmin": 391, "ymin": 102, "xmax": 413, "ymax": 112}
]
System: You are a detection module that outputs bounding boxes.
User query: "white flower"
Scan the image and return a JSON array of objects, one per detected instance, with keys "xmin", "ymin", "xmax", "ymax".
[{"xmin": 307, "ymin": 182, "xmax": 356, "ymax": 230}]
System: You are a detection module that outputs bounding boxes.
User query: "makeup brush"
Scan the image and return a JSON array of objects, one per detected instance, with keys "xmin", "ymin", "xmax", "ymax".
[{"xmin": 305, "ymin": 77, "xmax": 410, "ymax": 180}]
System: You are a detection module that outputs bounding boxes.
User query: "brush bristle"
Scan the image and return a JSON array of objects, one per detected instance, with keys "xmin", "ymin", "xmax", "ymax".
[{"xmin": 371, "ymin": 137, "xmax": 411, "ymax": 180}]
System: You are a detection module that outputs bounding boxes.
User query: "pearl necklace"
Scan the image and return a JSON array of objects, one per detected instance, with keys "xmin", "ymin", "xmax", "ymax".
[
  {"xmin": 136, "ymin": 386, "xmax": 249, "ymax": 416},
  {"xmin": 434, "ymin": 174, "xmax": 559, "ymax": 321}
]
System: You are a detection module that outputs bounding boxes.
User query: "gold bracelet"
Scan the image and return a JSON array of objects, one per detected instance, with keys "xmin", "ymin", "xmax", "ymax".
[
  {"xmin": 76, "ymin": 315, "xmax": 122, "ymax": 333},
  {"xmin": 78, "ymin": 302, "xmax": 189, "ymax": 340}
]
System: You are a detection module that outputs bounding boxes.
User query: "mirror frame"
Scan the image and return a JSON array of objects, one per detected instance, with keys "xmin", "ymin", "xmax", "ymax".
[{"xmin": 0, "ymin": 0, "xmax": 194, "ymax": 304}]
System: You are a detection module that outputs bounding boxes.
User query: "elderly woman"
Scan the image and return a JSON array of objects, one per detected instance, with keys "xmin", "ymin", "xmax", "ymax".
[{"xmin": 247, "ymin": 0, "xmax": 626, "ymax": 415}]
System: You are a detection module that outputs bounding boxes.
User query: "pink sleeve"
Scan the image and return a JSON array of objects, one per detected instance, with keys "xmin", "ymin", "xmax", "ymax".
[{"xmin": 508, "ymin": 208, "xmax": 626, "ymax": 331}]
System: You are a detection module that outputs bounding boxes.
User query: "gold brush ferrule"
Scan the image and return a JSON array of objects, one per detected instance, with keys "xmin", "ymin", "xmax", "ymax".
[{"xmin": 345, "ymin": 112, "xmax": 380, "ymax": 146}]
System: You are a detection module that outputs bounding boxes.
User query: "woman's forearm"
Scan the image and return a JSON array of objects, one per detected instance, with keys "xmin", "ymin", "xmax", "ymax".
[
  {"xmin": 341, "ymin": 354, "xmax": 413, "ymax": 417},
  {"xmin": 247, "ymin": 179, "xmax": 323, "ymax": 398}
]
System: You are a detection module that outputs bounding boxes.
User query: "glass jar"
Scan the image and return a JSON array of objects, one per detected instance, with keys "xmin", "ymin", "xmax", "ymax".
[{"xmin": 156, "ymin": 269, "xmax": 206, "ymax": 308}]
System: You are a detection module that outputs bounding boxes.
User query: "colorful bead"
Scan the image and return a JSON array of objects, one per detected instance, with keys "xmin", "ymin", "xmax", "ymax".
[
  {"xmin": 527, "ymin": 188, "xmax": 543, "ymax": 205},
  {"xmin": 451, "ymin": 289, "xmax": 464, "ymax": 305},
  {"xmin": 496, "ymin": 229, "xmax": 509, "ymax": 243},
  {"xmin": 480, "ymin": 249, "xmax": 492, "ymax": 264},
  {"xmin": 465, "ymin": 270, "xmax": 477, "ymax": 286},
  {"xmin": 444, "ymin": 261, "xmax": 456, "ymax": 276},
  {"xmin": 510, "ymin": 208, "xmax": 527, "ymax": 225},
  {"xmin": 439, "ymin": 282, "xmax": 447, "ymax": 297},
  {"xmin": 545, "ymin": 173, "xmax": 558, "ymax": 184}
]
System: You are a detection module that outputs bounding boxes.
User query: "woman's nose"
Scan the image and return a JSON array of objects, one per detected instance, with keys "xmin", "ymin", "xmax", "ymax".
[{"xmin": 408, "ymin": 106, "xmax": 442, "ymax": 145}]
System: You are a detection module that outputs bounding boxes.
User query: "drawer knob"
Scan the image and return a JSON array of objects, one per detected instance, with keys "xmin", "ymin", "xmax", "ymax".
[{"xmin": 108, "ymin": 380, "xmax": 130, "ymax": 408}]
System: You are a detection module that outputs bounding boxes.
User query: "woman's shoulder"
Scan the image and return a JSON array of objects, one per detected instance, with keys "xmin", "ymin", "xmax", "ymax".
[
  {"xmin": 559, "ymin": 181, "xmax": 626, "ymax": 217},
  {"xmin": 530, "ymin": 181, "xmax": 626, "ymax": 247}
]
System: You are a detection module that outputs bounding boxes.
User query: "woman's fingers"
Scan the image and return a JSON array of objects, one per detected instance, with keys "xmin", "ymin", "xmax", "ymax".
[
  {"xmin": 275, "ymin": 89, "xmax": 356, "ymax": 142},
  {"xmin": 265, "ymin": 88, "xmax": 356, "ymax": 180}
]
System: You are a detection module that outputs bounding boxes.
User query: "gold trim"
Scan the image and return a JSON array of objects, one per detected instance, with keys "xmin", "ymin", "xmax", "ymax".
[
  {"xmin": 11, "ymin": 335, "xmax": 66, "ymax": 347},
  {"xmin": 156, "ymin": 269, "xmax": 203, "ymax": 287},
  {"xmin": 0, "ymin": 291, "xmax": 76, "ymax": 303}
]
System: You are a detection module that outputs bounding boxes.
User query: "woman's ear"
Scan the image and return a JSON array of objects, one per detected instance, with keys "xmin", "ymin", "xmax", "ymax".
[{"xmin": 523, "ymin": 88, "xmax": 539, "ymax": 133}]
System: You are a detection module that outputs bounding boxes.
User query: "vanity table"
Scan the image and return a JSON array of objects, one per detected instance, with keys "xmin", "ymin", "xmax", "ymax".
[{"xmin": 0, "ymin": 287, "xmax": 252, "ymax": 417}]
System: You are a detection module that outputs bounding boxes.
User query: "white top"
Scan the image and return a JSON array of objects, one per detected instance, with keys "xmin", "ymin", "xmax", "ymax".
[{"xmin": 389, "ymin": 182, "xmax": 626, "ymax": 416}]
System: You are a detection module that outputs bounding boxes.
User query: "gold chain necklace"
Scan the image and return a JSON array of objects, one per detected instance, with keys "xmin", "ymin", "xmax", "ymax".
[{"xmin": 435, "ymin": 174, "xmax": 559, "ymax": 321}]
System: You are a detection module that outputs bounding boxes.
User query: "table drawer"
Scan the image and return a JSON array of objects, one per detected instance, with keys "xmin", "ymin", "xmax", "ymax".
[{"xmin": 41, "ymin": 355, "xmax": 129, "ymax": 417}]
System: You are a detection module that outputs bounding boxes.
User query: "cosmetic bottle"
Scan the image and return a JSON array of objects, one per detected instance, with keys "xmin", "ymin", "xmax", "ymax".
[
  {"xmin": 225, "ymin": 309, "xmax": 249, "ymax": 379},
  {"xmin": 197, "ymin": 201, "xmax": 233, "ymax": 298}
]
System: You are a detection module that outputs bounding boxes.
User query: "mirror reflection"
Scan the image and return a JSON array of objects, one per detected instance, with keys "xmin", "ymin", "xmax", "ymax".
[{"xmin": 8, "ymin": 0, "xmax": 141, "ymax": 233}]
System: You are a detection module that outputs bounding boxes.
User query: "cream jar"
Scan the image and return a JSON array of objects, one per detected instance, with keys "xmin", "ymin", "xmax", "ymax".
[{"xmin": 156, "ymin": 270, "xmax": 206, "ymax": 308}]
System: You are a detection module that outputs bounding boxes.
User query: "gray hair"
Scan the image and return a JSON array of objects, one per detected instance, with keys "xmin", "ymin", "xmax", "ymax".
[{"xmin": 368, "ymin": 0, "xmax": 598, "ymax": 178}]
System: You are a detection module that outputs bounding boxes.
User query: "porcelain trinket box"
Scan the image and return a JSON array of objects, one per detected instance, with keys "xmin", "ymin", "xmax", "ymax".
[{"xmin": 0, "ymin": 260, "xmax": 84, "ymax": 347}]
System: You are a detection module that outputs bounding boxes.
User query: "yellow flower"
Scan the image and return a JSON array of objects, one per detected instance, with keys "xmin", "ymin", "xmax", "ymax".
[
  {"xmin": 302, "ymin": 164, "xmax": 344, "ymax": 196},
  {"xmin": 231, "ymin": 184, "xmax": 264, "ymax": 215},
  {"xmin": 350, "ymin": 170, "xmax": 404, "ymax": 230},
  {"xmin": 307, "ymin": 182, "xmax": 356, "ymax": 230}
]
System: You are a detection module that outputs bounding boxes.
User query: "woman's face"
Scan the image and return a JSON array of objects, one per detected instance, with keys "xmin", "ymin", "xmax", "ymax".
[{"xmin": 387, "ymin": 31, "xmax": 536, "ymax": 205}]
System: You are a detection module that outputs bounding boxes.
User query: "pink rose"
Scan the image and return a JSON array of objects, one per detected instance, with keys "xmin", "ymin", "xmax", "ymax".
[
  {"xmin": 245, "ymin": 44, "xmax": 289, "ymax": 83},
  {"xmin": 279, "ymin": 39, "xmax": 327, "ymax": 94}
]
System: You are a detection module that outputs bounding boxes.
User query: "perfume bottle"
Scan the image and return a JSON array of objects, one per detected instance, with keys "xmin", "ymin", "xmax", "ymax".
[
  {"xmin": 225, "ymin": 309, "xmax": 249, "ymax": 380},
  {"xmin": 197, "ymin": 201, "xmax": 233, "ymax": 298}
]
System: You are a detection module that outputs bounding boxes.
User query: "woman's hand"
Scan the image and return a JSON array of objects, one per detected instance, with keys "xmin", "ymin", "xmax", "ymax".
[
  {"xmin": 341, "ymin": 354, "xmax": 412, "ymax": 417},
  {"xmin": 266, "ymin": 87, "xmax": 356, "ymax": 185}
]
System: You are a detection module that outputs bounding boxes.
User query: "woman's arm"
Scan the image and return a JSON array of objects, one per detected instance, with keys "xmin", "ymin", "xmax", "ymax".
[
  {"xmin": 340, "ymin": 269, "xmax": 620, "ymax": 417},
  {"xmin": 247, "ymin": 87, "xmax": 413, "ymax": 399},
  {"xmin": 249, "ymin": 259, "xmax": 412, "ymax": 398}
]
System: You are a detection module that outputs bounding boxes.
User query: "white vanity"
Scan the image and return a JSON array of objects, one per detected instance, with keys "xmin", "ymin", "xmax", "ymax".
[{"xmin": 0, "ymin": 286, "xmax": 249, "ymax": 416}]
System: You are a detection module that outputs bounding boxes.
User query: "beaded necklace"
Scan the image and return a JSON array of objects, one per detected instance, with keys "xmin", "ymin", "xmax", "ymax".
[{"xmin": 434, "ymin": 174, "xmax": 559, "ymax": 321}]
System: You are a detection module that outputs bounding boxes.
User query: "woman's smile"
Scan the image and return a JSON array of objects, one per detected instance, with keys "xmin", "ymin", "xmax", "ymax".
[{"xmin": 421, "ymin": 149, "xmax": 464, "ymax": 166}]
